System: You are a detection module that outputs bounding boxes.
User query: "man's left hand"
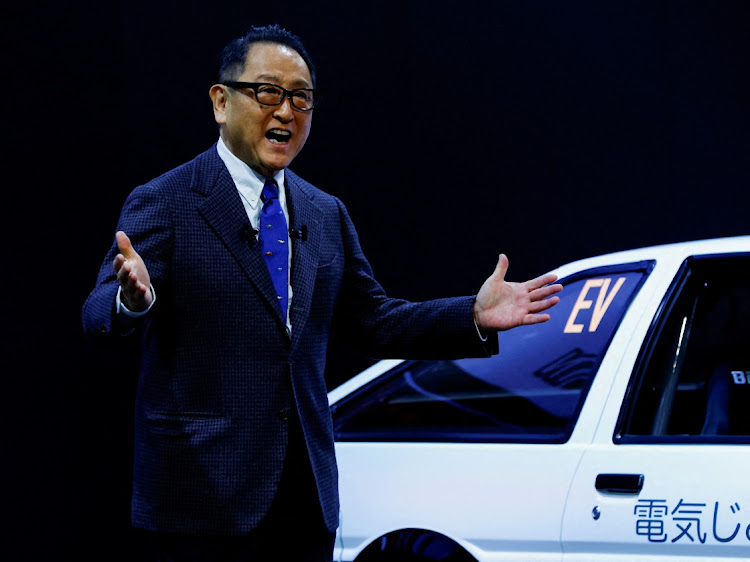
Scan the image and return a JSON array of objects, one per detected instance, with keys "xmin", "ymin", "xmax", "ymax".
[{"xmin": 474, "ymin": 254, "xmax": 562, "ymax": 331}]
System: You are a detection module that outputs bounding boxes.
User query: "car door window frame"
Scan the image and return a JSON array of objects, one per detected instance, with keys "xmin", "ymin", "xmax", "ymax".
[{"xmin": 616, "ymin": 253, "xmax": 750, "ymax": 445}]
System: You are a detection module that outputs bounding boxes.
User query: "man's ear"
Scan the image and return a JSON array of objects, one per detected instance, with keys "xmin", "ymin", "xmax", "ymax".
[{"xmin": 209, "ymin": 84, "xmax": 229, "ymax": 125}]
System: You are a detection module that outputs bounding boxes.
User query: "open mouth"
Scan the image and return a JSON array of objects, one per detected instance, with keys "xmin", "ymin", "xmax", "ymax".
[{"xmin": 266, "ymin": 129, "xmax": 292, "ymax": 144}]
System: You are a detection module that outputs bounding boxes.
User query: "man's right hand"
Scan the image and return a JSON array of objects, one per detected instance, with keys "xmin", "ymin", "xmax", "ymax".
[{"xmin": 113, "ymin": 231, "xmax": 153, "ymax": 312}]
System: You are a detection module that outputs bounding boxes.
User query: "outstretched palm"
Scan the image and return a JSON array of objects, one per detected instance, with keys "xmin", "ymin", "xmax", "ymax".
[{"xmin": 473, "ymin": 254, "xmax": 562, "ymax": 331}]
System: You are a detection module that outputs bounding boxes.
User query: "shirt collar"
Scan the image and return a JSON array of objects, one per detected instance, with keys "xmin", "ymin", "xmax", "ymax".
[{"xmin": 216, "ymin": 136, "xmax": 285, "ymax": 210}]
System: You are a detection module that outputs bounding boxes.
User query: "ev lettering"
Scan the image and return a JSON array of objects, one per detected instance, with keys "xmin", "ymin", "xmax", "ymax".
[
  {"xmin": 564, "ymin": 277, "xmax": 626, "ymax": 334},
  {"xmin": 732, "ymin": 371, "xmax": 748, "ymax": 385}
]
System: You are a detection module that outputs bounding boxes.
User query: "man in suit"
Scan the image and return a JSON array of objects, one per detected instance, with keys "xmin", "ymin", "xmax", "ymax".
[{"xmin": 82, "ymin": 24, "xmax": 561, "ymax": 562}]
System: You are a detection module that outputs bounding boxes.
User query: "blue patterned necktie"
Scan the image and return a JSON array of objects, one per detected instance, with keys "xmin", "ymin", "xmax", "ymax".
[{"xmin": 260, "ymin": 179, "xmax": 289, "ymax": 317}]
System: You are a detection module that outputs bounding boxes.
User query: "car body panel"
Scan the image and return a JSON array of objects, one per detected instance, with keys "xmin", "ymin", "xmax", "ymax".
[{"xmin": 330, "ymin": 236, "xmax": 750, "ymax": 561}]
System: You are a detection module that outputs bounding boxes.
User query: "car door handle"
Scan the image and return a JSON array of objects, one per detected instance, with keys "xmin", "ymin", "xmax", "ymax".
[{"xmin": 595, "ymin": 473, "xmax": 644, "ymax": 494}]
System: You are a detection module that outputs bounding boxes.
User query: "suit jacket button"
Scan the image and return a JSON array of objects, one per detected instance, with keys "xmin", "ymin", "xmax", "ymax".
[
  {"xmin": 98, "ymin": 325, "xmax": 108, "ymax": 334},
  {"xmin": 278, "ymin": 408, "xmax": 290, "ymax": 422}
]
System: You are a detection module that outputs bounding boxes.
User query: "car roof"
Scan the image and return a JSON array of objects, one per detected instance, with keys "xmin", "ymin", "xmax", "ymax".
[{"xmin": 551, "ymin": 235, "xmax": 750, "ymax": 280}]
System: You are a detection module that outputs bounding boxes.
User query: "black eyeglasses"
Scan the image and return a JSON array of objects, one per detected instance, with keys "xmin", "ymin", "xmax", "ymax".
[{"xmin": 222, "ymin": 81, "xmax": 321, "ymax": 111}]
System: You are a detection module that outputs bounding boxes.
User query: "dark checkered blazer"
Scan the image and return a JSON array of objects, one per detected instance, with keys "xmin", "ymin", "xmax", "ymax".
[{"xmin": 82, "ymin": 144, "xmax": 498, "ymax": 535}]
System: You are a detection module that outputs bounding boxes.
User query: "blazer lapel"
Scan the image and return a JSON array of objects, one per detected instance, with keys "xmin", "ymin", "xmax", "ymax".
[
  {"xmin": 194, "ymin": 149, "xmax": 287, "ymax": 328},
  {"xmin": 285, "ymin": 173, "xmax": 322, "ymax": 353}
]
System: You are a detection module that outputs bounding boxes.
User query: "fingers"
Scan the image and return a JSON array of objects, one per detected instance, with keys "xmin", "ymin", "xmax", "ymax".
[
  {"xmin": 523, "ymin": 313, "xmax": 552, "ymax": 325},
  {"xmin": 116, "ymin": 260, "xmax": 151, "ymax": 311},
  {"xmin": 113, "ymin": 253, "xmax": 126, "ymax": 273},
  {"xmin": 115, "ymin": 258, "xmax": 134, "ymax": 288},
  {"xmin": 113, "ymin": 231, "xmax": 138, "ymax": 276},
  {"xmin": 528, "ymin": 295, "xmax": 560, "ymax": 313},
  {"xmin": 493, "ymin": 253, "xmax": 509, "ymax": 281},
  {"xmin": 116, "ymin": 231, "xmax": 137, "ymax": 259},
  {"xmin": 116, "ymin": 258, "xmax": 149, "ymax": 290},
  {"xmin": 111, "ymin": 231, "xmax": 152, "ymax": 311},
  {"xmin": 525, "ymin": 281, "xmax": 561, "ymax": 319},
  {"xmin": 113, "ymin": 231, "xmax": 146, "ymax": 283},
  {"xmin": 526, "ymin": 272, "xmax": 559, "ymax": 291},
  {"xmin": 529, "ymin": 282, "xmax": 563, "ymax": 302},
  {"xmin": 493, "ymin": 254, "xmax": 558, "ymax": 294},
  {"xmin": 120, "ymin": 273, "xmax": 148, "ymax": 295},
  {"xmin": 113, "ymin": 252, "xmax": 136, "ymax": 283}
]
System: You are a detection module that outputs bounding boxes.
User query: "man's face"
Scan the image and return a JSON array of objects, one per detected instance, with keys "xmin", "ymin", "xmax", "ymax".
[{"xmin": 211, "ymin": 42, "xmax": 313, "ymax": 177}]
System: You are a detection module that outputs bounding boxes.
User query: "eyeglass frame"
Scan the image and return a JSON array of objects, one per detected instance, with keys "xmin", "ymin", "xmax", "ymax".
[{"xmin": 221, "ymin": 81, "xmax": 321, "ymax": 111}]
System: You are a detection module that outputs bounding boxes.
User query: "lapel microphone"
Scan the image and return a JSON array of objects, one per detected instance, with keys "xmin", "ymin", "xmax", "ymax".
[
  {"xmin": 240, "ymin": 223, "xmax": 259, "ymax": 249},
  {"xmin": 290, "ymin": 225, "xmax": 308, "ymax": 241}
]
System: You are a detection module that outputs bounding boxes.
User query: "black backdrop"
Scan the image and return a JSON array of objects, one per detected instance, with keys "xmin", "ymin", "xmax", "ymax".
[{"xmin": 6, "ymin": 1, "xmax": 749, "ymax": 560}]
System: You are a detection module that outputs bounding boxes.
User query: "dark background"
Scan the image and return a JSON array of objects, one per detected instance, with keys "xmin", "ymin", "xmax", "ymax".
[{"xmin": 5, "ymin": 1, "xmax": 749, "ymax": 560}]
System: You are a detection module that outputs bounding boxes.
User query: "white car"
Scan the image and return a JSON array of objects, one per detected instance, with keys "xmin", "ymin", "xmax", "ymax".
[{"xmin": 329, "ymin": 235, "xmax": 750, "ymax": 562}]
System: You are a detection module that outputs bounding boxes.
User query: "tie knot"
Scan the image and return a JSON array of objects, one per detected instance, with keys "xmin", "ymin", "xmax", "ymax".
[{"xmin": 261, "ymin": 179, "xmax": 280, "ymax": 203}]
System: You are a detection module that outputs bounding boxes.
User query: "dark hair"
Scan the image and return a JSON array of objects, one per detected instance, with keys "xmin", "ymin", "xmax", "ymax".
[{"xmin": 218, "ymin": 24, "xmax": 317, "ymax": 87}]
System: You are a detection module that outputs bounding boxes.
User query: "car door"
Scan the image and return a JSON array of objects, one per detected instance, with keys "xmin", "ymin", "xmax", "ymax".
[{"xmin": 562, "ymin": 254, "xmax": 750, "ymax": 560}]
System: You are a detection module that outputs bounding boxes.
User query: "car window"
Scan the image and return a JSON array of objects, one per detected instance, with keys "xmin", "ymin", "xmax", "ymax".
[
  {"xmin": 618, "ymin": 255, "xmax": 750, "ymax": 443},
  {"xmin": 332, "ymin": 262, "xmax": 653, "ymax": 443}
]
